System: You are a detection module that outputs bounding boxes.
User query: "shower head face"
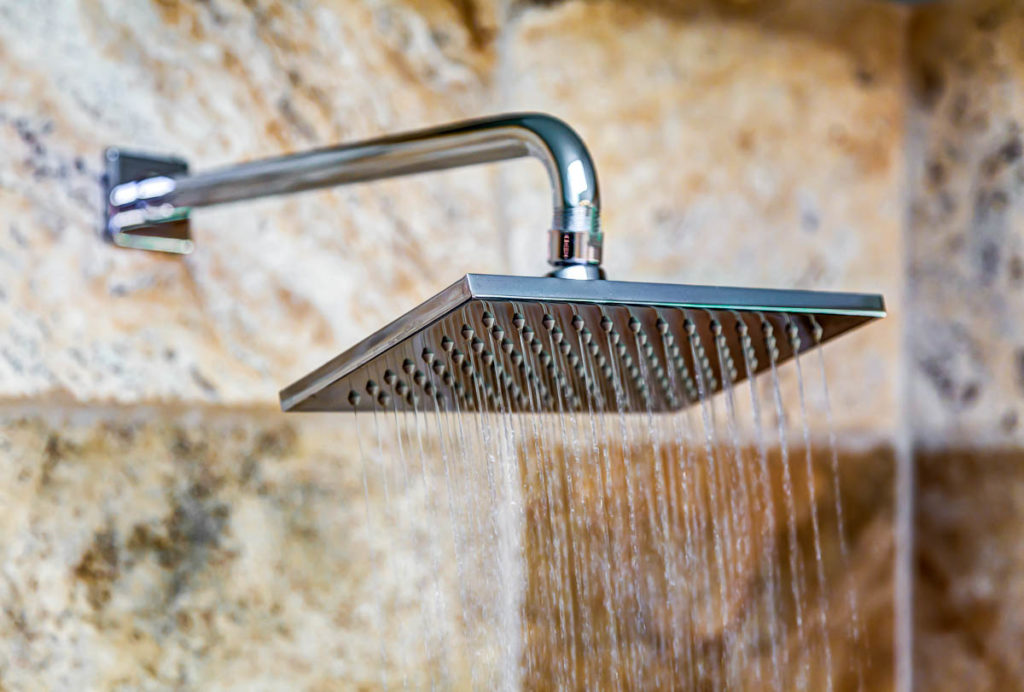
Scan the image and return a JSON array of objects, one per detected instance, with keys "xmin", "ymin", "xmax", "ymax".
[{"xmin": 280, "ymin": 274, "xmax": 885, "ymax": 414}]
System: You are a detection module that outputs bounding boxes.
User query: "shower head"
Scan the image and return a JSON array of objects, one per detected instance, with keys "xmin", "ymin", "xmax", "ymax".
[
  {"xmin": 279, "ymin": 274, "xmax": 884, "ymax": 414},
  {"xmin": 103, "ymin": 112, "xmax": 884, "ymax": 414}
]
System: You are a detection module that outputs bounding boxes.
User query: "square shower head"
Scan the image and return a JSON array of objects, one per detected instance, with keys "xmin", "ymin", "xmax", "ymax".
[{"xmin": 280, "ymin": 274, "xmax": 884, "ymax": 414}]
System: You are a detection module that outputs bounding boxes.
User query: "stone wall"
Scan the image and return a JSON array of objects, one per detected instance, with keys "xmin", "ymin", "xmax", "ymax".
[
  {"xmin": 907, "ymin": 2, "xmax": 1024, "ymax": 689},
  {"xmin": 0, "ymin": 0, "xmax": 1019, "ymax": 689},
  {"xmin": 0, "ymin": 1, "xmax": 503, "ymax": 687}
]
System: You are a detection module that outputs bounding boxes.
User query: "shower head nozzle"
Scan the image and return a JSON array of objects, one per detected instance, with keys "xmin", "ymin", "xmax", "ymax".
[{"xmin": 280, "ymin": 274, "xmax": 884, "ymax": 414}]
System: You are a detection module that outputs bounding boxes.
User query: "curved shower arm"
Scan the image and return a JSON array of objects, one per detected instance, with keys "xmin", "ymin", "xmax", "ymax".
[{"xmin": 104, "ymin": 113, "xmax": 603, "ymax": 279}]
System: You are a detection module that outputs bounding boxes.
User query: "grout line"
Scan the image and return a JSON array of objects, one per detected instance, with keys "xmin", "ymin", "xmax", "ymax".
[
  {"xmin": 491, "ymin": 0, "xmax": 516, "ymax": 276},
  {"xmin": 0, "ymin": 395, "xmax": 903, "ymax": 449},
  {"xmin": 0, "ymin": 396, "xmax": 285, "ymax": 421},
  {"xmin": 895, "ymin": 7, "xmax": 918, "ymax": 690}
]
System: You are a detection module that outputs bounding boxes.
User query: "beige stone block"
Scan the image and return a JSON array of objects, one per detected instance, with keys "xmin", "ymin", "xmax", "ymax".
[
  {"xmin": 0, "ymin": 407, "xmax": 520, "ymax": 688},
  {"xmin": 0, "ymin": 0, "xmax": 502, "ymax": 407},
  {"xmin": 500, "ymin": 0, "xmax": 906, "ymax": 438},
  {"xmin": 915, "ymin": 447, "xmax": 1024, "ymax": 692},
  {"xmin": 906, "ymin": 1, "xmax": 1024, "ymax": 445}
]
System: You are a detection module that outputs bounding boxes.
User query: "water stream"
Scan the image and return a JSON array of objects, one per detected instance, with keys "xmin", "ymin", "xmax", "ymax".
[{"xmin": 347, "ymin": 305, "xmax": 864, "ymax": 690}]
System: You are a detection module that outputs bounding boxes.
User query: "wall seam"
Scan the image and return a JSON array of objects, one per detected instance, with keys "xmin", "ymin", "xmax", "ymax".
[{"xmin": 895, "ymin": 6, "xmax": 919, "ymax": 691}]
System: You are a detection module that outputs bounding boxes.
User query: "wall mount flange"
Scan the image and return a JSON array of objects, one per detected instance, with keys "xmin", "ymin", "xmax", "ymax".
[{"xmin": 103, "ymin": 148, "xmax": 193, "ymax": 254}]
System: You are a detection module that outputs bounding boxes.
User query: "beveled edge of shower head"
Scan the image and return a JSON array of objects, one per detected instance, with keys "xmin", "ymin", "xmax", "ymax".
[{"xmin": 279, "ymin": 273, "xmax": 885, "ymax": 412}]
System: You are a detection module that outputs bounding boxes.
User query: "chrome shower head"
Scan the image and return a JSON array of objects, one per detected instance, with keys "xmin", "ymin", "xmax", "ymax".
[
  {"xmin": 103, "ymin": 112, "xmax": 885, "ymax": 413},
  {"xmin": 279, "ymin": 274, "xmax": 884, "ymax": 414}
]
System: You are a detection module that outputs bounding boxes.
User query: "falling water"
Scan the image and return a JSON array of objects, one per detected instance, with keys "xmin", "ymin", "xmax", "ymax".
[
  {"xmin": 353, "ymin": 408, "xmax": 389, "ymax": 689},
  {"xmin": 740, "ymin": 320, "xmax": 784, "ymax": 690},
  {"xmin": 370, "ymin": 404, "xmax": 412, "ymax": 690},
  {"xmin": 660, "ymin": 317, "xmax": 706, "ymax": 688},
  {"xmin": 573, "ymin": 308, "xmax": 624, "ymax": 688},
  {"xmin": 713, "ymin": 317, "xmax": 760, "ymax": 686},
  {"xmin": 407, "ymin": 363, "xmax": 455, "ymax": 687},
  {"xmin": 421, "ymin": 338, "xmax": 473, "ymax": 684},
  {"xmin": 343, "ymin": 304, "xmax": 867, "ymax": 690},
  {"xmin": 602, "ymin": 311, "xmax": 646, "ymax": 688},
  {"xmin": 764, "ymin": 319, "xmax": 809, "ymax": 689},
  {"xmin": 633, "ymin": 314, "xmax": 678, "ymax": 688},
  {"xmin": 544, "ymin": 311, "xmax": 592, "ymax": 692},
  {"xmin": 814, "ymin": 323, "xmax": 867, "ymax": 691},
  {"xmin": 687, "ymin": 312, "xmax": 735, "ymax": 688},
  {"xmin": 790, "ymin": 322, "xmax": 834, "ymax": 692},
  {"xmin": 383, "ymin": 360, "xmax": 441, "ymax": 690}
]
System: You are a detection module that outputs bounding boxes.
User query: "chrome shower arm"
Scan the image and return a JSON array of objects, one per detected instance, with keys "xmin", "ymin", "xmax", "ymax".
[{"xmin": 104, "ymin": 113, "xmax": 603, "ymax": 278}]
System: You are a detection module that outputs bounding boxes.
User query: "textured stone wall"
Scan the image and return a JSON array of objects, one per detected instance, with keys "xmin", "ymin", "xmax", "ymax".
[
  {"xmin": 0, "ymin": 0, "xmax": 500, "ymax": 406},
  {"xmin": 2, "ymin": 0, "xmax": 1021, "ymax": 689},
  {"xmin": 907, "ymin": 0, "xmax": 1024, "ymax": 447},
  {"xmin": 907, "ymin": 2, "xmax": 1024, "ymax": 689},
  {"xmin": 0, "ymin": 0, "xmax": 503, "ymax": 687},
  {"xmin": 0, "ymin": 411, "xmax": 386, "ymax": 688}
]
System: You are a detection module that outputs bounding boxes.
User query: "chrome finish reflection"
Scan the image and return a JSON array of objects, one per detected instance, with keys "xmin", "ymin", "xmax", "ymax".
[
  {"xmin": 280, "ymin": 273, "xmax": 886, "ymax": 413},
  {"xmin": 106, "ymin": 113, "xmax": 603, "ymax": 274}
]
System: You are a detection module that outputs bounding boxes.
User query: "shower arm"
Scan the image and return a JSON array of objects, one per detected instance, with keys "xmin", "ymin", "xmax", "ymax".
[{"xmin": 104, "ymin": 113, "xmax": 604, "ymax": 280}]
